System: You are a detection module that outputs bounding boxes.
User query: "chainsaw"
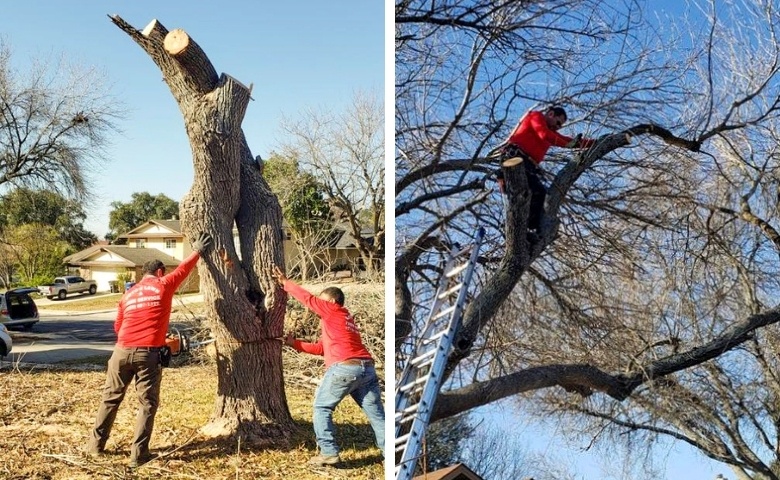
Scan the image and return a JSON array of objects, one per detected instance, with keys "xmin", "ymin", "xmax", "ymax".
[{"xmin": 165, "ymin": 327, "xmax": 216, "ymax": 356}]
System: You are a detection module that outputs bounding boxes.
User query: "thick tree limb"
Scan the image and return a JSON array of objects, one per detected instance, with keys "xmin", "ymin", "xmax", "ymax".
[{"xmin": 432, "ymin": 306, "xmax": 780, "ymax": 422}]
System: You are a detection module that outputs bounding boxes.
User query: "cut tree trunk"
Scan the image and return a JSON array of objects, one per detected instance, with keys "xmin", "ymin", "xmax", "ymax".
[{"xmin": 111, "ymin": 16, "xmax": 294, "ymax": 443}]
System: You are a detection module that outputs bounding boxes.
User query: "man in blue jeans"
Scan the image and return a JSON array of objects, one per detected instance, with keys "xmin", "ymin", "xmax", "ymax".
[{"xmin": 272, "ymin": 266, "xmax": 384, "ymax": 466}]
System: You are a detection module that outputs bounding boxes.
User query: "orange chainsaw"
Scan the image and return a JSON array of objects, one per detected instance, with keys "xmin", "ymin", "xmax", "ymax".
[{"xmin": 165, "ymin": 328, "xmax": 216, "ymax": 356}]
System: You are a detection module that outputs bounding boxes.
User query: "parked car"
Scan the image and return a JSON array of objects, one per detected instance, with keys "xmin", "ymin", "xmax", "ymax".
[
  {"xmin": 0, "ymin": 322, "xmax": 11, "ymax": 357},
  {"xmin": 38, "ymin": 275, "xmax": 98, "ymax": 300},
  {"xmin": 0, "ymin": 287, "xmax": 40, "ymax": 330}
]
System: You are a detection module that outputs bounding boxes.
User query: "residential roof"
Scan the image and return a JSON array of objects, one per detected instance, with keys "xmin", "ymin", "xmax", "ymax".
[
  {"xmin": 113, "ymin": 219, "xmax": 378, "ymax": 250},
  {"xmin": 412, "ymin": 464, "xmax": 484, "ymax": 480},
  {"xmin": 329, "ymin": 223, "xmax": 380, "ymax": 249},
  {"xmin": 119, "ymin": 219, "xmax": 182, "ymax": 239},
  {"xmin": 65, "ymin": 246, "xmax": 181, "ymax": 268}
]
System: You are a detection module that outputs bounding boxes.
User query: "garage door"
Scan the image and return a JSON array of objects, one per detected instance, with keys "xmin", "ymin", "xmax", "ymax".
[{"xmin": 90, "ymin": 268, "xmax": 123, "ymax": 293}]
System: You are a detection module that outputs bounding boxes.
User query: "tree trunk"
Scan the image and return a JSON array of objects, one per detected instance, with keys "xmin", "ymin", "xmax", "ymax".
[{"xmin": 112, "ymin": 16, "xmax": 294, "ymax": 443}]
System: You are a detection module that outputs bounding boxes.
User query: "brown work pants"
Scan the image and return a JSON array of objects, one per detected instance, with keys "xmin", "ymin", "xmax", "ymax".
[{"xmin": 88, "ymin": 346, "xmax": 162, "ymax": 462}]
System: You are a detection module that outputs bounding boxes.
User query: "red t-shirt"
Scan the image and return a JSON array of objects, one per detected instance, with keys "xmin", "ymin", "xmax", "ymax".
[
  {"xmin": 283, "ymin": 280, "xmax": 372, "ymax": 367},
  {"xmin": 115, "ymin": 251, "xmax": 200, "ymax": 348},
  {"xmin": 507, "ymin": 110, "xmax": 594, "ymax": 164}
]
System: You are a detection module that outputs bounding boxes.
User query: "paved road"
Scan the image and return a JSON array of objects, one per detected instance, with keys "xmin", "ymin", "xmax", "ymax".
[
  {"xmin": 3, "ymin": 311, "xmax": 116, "ymax": 366},
  {"xmin": 1, "ymin": 293, "xmax": 204, "ymax": 367}
]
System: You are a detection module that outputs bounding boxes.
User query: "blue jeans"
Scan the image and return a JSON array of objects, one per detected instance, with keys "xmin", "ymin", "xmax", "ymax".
[{"xmin": 313, "ymin": 361, "xmax": 385, "ymax": 457}]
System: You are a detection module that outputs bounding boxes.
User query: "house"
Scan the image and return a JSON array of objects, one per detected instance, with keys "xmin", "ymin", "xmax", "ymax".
[
  {"xmin": 64, "ymin": 219, "xmax": 377, "ymax": 292},
  {"xmin": 63, "ymin": 220, "xmax": 199, "ymax": 293},
  {"xmin": 284, "ymin": 223, "xmax": 383, "ymax": 278},
  {"xmin": 412, "ymin": 463, "xmax": 484, "ymax": 480}
]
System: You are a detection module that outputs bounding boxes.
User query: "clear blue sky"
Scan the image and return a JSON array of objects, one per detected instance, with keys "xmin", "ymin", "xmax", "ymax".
[
  {"xmin": 476, "ymin": 402, "xmax": 724, "ymax": 479},
  {"xmin": 2, "ymin": 0, "xmax": 384, "ymax": 236}
]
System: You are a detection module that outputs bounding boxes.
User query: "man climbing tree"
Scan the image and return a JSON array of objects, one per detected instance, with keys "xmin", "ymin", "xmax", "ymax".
[{"xmin": 494, "ymin": 105, "xmax": 594, "ymax": 231}]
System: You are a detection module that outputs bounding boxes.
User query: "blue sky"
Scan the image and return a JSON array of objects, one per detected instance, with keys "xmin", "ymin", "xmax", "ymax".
[
  {"xmin": 1, "ymin": 1, "xmax": 384, "ymax": 236},
  {"xmin": 476, "ymin": 402, "xmax": 723, "ymax": 479}
]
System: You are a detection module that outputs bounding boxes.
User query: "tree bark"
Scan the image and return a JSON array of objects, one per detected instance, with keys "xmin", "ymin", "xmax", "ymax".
[{"xmin": 111, "ymin": 16, "xmax": 294, "ymax": 443}]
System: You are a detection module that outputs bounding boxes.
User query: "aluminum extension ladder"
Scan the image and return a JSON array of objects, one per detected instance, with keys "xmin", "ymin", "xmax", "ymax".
[{"xmin": 394, "ymin": 227, "xmax": 485, "ymax": 480}]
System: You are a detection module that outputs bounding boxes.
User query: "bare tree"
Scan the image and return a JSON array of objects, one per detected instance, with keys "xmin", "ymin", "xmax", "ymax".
[
  {"xmin": 0, "ymin": 42, "xmax": 121, "ymax": 199},
  {"xmin": 280, "ymin": 91, "xmax": 385, "ymax": 276},
  {"xmin": 397, "ymin": 0, "xmax": 780, "ymax": 477},
  {"xmin": 112, "ymin": 16, "xmax": 293, "ymax": 442}
]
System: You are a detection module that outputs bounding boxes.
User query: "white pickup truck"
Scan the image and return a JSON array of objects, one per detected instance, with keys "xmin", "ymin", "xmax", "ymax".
[{"xmin": 38, "ymin": 276, "xmax": 98, "ymax": 300}]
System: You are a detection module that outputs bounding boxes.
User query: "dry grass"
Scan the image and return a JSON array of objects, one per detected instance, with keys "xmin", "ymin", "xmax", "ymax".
[{"xmin": 2, "ymin": 280, "xmax": 386, "ymax": 480}]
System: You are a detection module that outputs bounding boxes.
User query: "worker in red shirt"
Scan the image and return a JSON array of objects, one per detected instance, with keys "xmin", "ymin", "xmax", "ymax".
[
  {"xmin": 272, "ymin": 266, "xmax": 384, "ymax": 467},
  {"xmin": 86, "ymin": 232, "xmax": 212, "ymax": 468},
  {"xmin": 496, "ymin": 106, "xmax": 594, "ymax": 230}
]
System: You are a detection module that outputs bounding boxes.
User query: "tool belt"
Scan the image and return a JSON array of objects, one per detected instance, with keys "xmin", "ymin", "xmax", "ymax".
[
  {"xmin": 340, "ymin": 358, "xmax": 374, "ymax": 367},
  {"xmin": 500, "ymin": 144, "xmax": 534, "ymax": 163}
]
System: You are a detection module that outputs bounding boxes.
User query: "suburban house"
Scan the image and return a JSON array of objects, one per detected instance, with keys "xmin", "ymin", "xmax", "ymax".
[
  {"xmin": 63, "ymin": 219, "xmax": 378, "ymax": 292},
  {"xmin": 63, "ymin": 220, "xmax": 199, "ymax": 293}
]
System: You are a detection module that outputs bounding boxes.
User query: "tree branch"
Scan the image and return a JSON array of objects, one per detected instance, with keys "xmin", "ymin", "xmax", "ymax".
[{"xmin": 433, "ymin": 306, "xmax": 780, "ymax": 421}]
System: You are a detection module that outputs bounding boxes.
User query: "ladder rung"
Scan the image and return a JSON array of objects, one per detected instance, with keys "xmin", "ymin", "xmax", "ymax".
[
  {"xmin": 400, "ymin": 403, "xmax": 420, "ymax": 415},
  {"xmin": 422, "ymin": 330, "xmax": 447, "ymax": 345},
  {"xmin": 398, "ymin": 414, "xmax": 416, "ymax": 425},
  {"xmin": 437, "ymin": 282, "xmax": 463, "ymax": 299},
  {"xmin": 410, "ymin": 349, "xmax": 436, "ymax": 365},
  {"xmin": 399, "ymin": 373, "xmax": 430, "ymax": 392},
  {"xmin": 450, "ymin": 245, "xmax": 471, "ymax": 258},
  {"xmin": 432, "ymin": 305, "xmax": 457, "ymax": 320},
  {"xmin": 415, "ymin": 358, "xmax": 434, "ymax": 370},
  {"xmin": 445, "ymin": 262, "xmax": 469, "ymax": 278},
  {"xmin": 395, "ymin": 432, "xmax": 410, "ymax": 447}
]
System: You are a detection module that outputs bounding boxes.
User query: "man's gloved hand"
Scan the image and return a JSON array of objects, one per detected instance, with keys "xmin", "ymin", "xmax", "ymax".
[
  {"xmin": 565, "ymin": 133, "xmax": 583, "ymax": 148},
  {"xmin": 191, "ymin": 232, "xmax": 212, "ymax": 254}
]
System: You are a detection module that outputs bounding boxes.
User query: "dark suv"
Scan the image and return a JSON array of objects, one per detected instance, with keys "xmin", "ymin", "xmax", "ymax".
[{"xmin": 0, "ymin": 288, "xmax": 40, "ymax": 330}]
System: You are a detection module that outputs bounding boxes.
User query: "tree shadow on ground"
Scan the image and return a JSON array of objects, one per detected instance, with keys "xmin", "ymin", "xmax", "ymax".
[{"xmin": 166, "ymin": 418, "xmax": 382, "ymax": 466}]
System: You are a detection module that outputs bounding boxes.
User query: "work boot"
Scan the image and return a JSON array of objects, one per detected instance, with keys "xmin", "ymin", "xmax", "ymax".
[
  {"xmin": 85, "ymin": 441, "xmax": 104, "ymax": 457},
  {"xmin": 129, "ymin": 452, "xmax": 158, "ymax": 469},
  {"xmin": 308, "ymin": 454, "xmax": 341, "ymax": 466},
  {"xmin": 86, "ymin": 447, "xmax": 103, "ymax": 458}
]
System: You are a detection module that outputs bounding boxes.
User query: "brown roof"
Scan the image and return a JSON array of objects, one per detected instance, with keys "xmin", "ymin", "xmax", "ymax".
[
  {"xmin": 63, "ymin": 244, "xmax": 104, "ymax": 263},
  {"xmin": 66, "ymin": 246, "xmax": 180, "ymax": 268},
  {"xmin": 149, "ymin": 219, "xmax": 182, "ymax": 232},
  {"xmin": 412, "ymin": 464, "xmax": 483, "ymax": 480},
  {"xmin": 118, "ymin": 219, "xmax": 183, "ymax": 240},
  {"xmin": 329, "ymin": 224, "xmax": 379, "ymax": 250}
]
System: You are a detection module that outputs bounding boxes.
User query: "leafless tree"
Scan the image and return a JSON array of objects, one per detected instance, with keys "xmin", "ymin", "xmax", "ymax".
[
  {"xmin": 0, "ymin": 42, "xmax": 121, "ymax": 199},
  {"xmin": 280, "ymin": 91, "xmax": 385, "ymax": 276},
  {"xmin": 112, "ymin": 16, "xmax": 293, "ymax": 443},
  {"xmin": 397, "ymin": 0, "xmax": 780, "ymax": 477}
]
